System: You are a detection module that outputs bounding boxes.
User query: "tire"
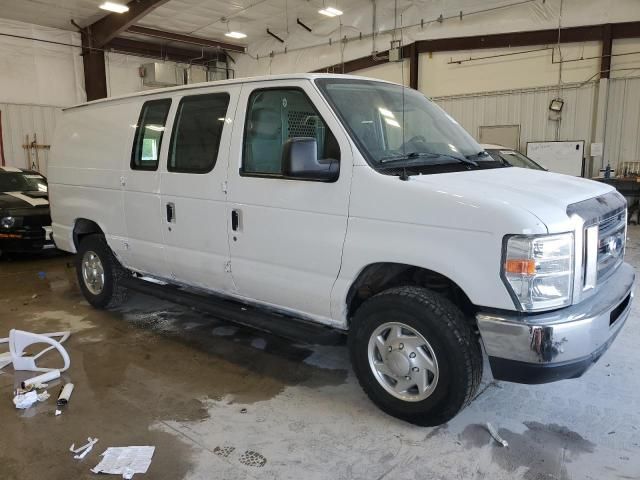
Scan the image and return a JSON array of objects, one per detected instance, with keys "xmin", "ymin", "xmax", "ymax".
[
  {"xmin": 76, "ymin": 234, "xmax": 128, "ymax": 309},
  {"xmin": 349, "ymin": 286, "xmax": 482, "ymax": 426}
]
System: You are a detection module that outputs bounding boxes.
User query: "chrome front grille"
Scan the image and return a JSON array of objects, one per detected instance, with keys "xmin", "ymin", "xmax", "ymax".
[
  {"xmin": 596, "ymin": 210, "xmax": 626, "ymax": 283},
  {"xmin": 567, "ymin": 190, "xmax": 627, "ymax": 294}
]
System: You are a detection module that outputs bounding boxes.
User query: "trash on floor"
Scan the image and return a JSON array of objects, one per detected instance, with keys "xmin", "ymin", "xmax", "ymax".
[
  {"xmin": 0, "ymin": 329, "xmax": 70, "ymax": 372},
  {"xmin": 55, "ymin": 383, "xmax": 74, "ymax": 415},
  {"xmin": 22, "ymin": 369, "xmax": 60, "ymax": 389},
  {"xmin": 70, "ymin": 437, "xmax": 99, "ymax": 460},
  {"xmin": 57, "ymin": 383, "xmax": 74, "ymax": 407},
  {"xmin": 13, "ymin": 389, "xmax": 49, "ymax": 409},
  {"xmin": 486, "ymin": 422, "xmax": 509, "ymax": 448},
  {"xmin": 91, "ymin": 446, "xmax": 155, "ymax": 479}
]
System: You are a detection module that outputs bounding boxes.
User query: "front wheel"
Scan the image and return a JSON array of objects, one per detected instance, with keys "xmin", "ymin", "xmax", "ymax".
[
  {"xmin": 76, "ymin": 234, "xmax": 128, "ymax": 309},
  {"xmin": 349, "ymin": 286, "xmax": 482, "ymax": 426}
]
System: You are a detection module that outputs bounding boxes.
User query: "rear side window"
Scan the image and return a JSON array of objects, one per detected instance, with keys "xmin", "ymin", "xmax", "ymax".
[
  {"xmin": 242, "ymin": 88, "xmax": 340, "ymax": 176},
  {"xmin": 131, "ymin": 99, "xmax": 171, "ymax": 170},
  {"xmin": 168, "ymin": 93, "xmax": 230, "ymax": 173}
]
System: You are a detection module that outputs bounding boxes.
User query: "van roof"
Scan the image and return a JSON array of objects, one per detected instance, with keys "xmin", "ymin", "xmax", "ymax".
[{"xmin": 64, "ymin": 73, "xmax": 396, "ymax": 111}]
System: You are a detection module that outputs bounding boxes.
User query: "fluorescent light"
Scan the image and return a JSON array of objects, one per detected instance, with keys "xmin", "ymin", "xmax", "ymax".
[
  {"xmin": 99, "ymin": 2, "xmax": 129, "ymax": 13},
  {"xmin": 225, "ymin": 31, "xmax": 247, "ymax": 39},
  {"xmin": 319, "ymin": 7, "xmax": 343, "ymax": 17}
]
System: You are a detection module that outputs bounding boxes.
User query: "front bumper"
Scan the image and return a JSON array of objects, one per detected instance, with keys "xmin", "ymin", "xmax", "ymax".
[
  {"xmin": 477, "ymin": 262, "xmax": 635, "ymax": 384},
  {"xmin": 0, "ymin": 226, "xmax": 55, "ymax": 252}
]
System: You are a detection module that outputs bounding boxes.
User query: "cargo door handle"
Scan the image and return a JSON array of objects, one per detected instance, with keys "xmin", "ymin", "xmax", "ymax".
[
  {"xmin": 166, "ymin": 202, "xmax": 176, "ymax": 223},
  {"xmin": 231, "ymin": 209, "xmax": 240, "ymax": 231}
]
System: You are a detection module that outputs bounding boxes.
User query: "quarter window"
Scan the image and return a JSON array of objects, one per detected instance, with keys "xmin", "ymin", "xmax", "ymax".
[
  {"xmin": 131, "ymin": 99, "xmax": 171, "ymax": 170},
  {"xmin": 168, "ymin": 93, "xmax": 230, "ymax": 173},
  {"xmin": 242, "ymin": 88, "xmax": 340, "ymax": 176}
]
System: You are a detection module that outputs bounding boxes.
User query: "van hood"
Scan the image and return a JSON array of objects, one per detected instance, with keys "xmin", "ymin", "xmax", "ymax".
[{"xmin": 409, "ymin": 167, "xmax": 614, "ymax": 231}]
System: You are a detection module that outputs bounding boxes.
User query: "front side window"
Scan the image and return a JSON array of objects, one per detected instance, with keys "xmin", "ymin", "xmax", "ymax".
[
  {"xmin": 131, "ymin": 99, "xmax": 171, "ymax": 170},
  {"xmin": 168, "ymin": 93, "xmax": 230, "ymax": 173},
  {"xmin": 316, "ymin": 79, "xmax": 504, "ymax": 175},
  {"xmin": 242, "ymin": 88, "xmax": 340, "ymax": 176}
]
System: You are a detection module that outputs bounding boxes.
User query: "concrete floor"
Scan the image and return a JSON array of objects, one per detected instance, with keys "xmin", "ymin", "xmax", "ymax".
[{"xmin": 1, "ymin": 230, "xmax": 640, "ymax": 480}]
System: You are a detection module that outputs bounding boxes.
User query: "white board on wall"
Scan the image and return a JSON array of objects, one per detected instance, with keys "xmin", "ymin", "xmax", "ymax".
[{"xmin": 526, "ymin": 141, "xmax": 585, "ymax": 176}]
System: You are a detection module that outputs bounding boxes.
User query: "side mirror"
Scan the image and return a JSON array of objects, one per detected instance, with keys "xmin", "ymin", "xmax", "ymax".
[{"xmin": 282, "ymin": 137, "xmax": 338, "ymax": 181}]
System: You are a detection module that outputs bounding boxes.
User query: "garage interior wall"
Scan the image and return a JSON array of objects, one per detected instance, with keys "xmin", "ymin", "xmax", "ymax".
[
  {"xmin": 347, "ymin": 37, "xmax": 640, "ymax": 176},
  {"xmin": 0, "ymin": 19, "xmax": 192, "ymax": 173},
  {"xmin": 0, "ymin": 18, "xmax": 84, "ymax": 172}
]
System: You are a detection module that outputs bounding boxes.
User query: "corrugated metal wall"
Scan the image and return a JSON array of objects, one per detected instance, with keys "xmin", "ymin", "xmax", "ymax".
[
  {"xmin": 605, "ymin": 77, "xmax": 640, "ymax": 169},
  {"xmin": 433, "ymin": 82, "xmax": 598, "ymax": 153},
  {"xmin": 0, "ymin": 103, "xmax": 62, "ymax": 175}
]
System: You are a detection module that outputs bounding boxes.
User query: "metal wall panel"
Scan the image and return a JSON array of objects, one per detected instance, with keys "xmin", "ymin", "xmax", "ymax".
[
  {"xmin": 605, "ymin": 77, "xmax": 640, "ymax": 170},
  {"xmin": 433, "ymin": 82, "xmax": 598, "ymax": 157},
  {"xmin": 0, "ymin": 103, "xmax": 62, "ymax": 175}
]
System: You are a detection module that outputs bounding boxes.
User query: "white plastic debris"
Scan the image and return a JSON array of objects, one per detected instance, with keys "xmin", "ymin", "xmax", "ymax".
[
  {"xmin": 70, "ymin": 437, "xmax": 99, "ymax": 460},
  {"xmin": 22, "ymin": 369, "xmax": 60, "ymax": 389},
  {"xmin": 36, "ymin": 391, "xmax": 50, "ymax": 402},
  {"xmin": 0, "ymin": 330, "xmax": 70, "ymax": 372},
  {"xmin": 91, "ymin": 446, "xmax": 155, "ymax": 478},
  {"xmin": 486, "ymin": 422, "xmax": 509, "ymax": 448}
]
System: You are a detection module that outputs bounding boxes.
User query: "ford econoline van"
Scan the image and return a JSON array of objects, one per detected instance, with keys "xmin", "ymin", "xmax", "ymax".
[{"xmin": 48, "ymin": 74, "xmax": 634, "ymax": 426}]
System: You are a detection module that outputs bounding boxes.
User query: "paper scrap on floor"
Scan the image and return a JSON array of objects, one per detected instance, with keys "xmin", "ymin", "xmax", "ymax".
[
  {"xmin": 91, "ymin": 446, "xmax": 155, "ymax": 478},
  {"xmin": 13, "ymin": 390, "xmax": 50, "ymax": 409}
]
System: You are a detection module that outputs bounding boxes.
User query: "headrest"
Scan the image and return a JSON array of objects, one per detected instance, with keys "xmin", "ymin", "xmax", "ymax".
[{"xmin": 249, "ymin": 108, "xmax": 281, "ymax": 139}]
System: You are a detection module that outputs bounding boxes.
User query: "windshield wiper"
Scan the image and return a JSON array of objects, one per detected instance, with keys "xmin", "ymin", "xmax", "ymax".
[{"xmin": 380, "ymin": 151, "xmax": 478, "ymax": 167}]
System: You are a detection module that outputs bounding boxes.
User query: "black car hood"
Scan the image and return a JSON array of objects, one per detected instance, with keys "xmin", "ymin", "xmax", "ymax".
[{"xmin": 0, "ymin": 191, "xmax": 50, "ymax": 211}]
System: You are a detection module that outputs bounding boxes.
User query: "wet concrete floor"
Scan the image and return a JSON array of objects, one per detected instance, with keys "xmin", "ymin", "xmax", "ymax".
[{"xmin": 1, "ymin": 228, "xmax": 640, "ymax": 479}]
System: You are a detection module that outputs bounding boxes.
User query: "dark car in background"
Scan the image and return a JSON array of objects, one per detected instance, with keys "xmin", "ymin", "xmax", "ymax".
[
  {"xmin": 481, "ymin": 144, "xmax": 547, "ymax": 171},
  {"xmin": 0, "ymin": 166, "xmax": 54, "ymax": 256}
]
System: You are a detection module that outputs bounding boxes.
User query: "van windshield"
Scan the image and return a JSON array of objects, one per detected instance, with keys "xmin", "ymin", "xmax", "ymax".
[{"xmin": 316, "ymin": 78, "xmax": 502, "ymax": 174}]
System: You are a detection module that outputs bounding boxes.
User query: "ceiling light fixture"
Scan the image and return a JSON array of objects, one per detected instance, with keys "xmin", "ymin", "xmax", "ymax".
[
  {"xmin": 225, "ymin": 31, "xmax": 247, "ymax": 39},
  {"xmin": 319, "ymin": 6, "xmax": 343, "ymax": 17},
  {"xmin": 99, "ymin": 2, "xmax": 129, "ymax": 13}
]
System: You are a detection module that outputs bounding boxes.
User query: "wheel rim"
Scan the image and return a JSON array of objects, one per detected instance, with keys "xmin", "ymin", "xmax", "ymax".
[
  {"xmin": 367, "ymin": 322, "xmax": 439, "ymax": 402},
  {"xmin": 82, "ymin": 250, "xmax": 105, "ymax": 295}
]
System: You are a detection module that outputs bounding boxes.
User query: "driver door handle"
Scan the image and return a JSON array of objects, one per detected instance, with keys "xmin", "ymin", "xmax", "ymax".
[{"xmin": 166, "ymin": 202, "xmax": 176, "ymax": 223}]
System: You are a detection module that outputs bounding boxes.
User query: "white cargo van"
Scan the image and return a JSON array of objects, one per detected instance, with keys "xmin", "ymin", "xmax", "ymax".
[{"xmin": 49, "ymin": 74, "xmax": 634, "ymax": 425}]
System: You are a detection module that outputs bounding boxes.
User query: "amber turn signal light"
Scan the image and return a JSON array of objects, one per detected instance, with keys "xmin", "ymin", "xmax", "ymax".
[{"xmin": 504, "ymin": 259, "xmax": 536, "ymax": 275}]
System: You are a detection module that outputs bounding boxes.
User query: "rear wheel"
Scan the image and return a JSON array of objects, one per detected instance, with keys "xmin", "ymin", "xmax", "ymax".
[
  {"xmin": 76, "ymin": 234, "xmax": 128, "ymax": 309},
  {"xmin": 349, "ymin": 286, "xmax": 482, "ymax": 426}
]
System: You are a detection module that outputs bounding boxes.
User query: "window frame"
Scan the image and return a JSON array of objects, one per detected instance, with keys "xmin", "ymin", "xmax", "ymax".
[
  {"xmin": 240, "ymin": 86, "xmax": 340, "ymax": 182},
  {"xmin": 167, "ymin": 92, "xmax": 231, "ymax": 174},
  {"xmin": 130, "ymin": 98, "xmax": 172, "ymax": 171}
]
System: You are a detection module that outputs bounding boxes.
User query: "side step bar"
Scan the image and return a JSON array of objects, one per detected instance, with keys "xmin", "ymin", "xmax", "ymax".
[{"xmin": 121, "ymin": 276, "xmax": 345, "ymax": 346}]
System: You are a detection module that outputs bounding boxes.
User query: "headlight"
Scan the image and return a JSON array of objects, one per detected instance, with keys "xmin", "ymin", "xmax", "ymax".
[
  {"xmin": 1, "ymin": 216, "xmax": 16, "ymax": 229},
  {"xmin": 502, "ymin": 233, "xmax": 574, "ymax": 311}
]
